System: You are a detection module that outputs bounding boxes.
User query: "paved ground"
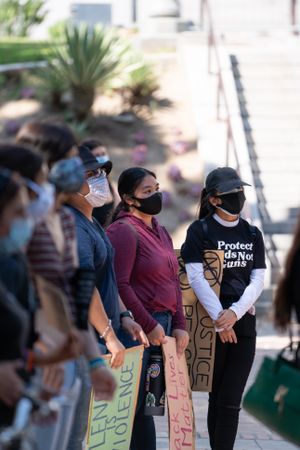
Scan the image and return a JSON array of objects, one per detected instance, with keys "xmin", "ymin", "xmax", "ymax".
[{"xmin": 154, "ymin": 319, "xmax": 298, "ymax": 449}]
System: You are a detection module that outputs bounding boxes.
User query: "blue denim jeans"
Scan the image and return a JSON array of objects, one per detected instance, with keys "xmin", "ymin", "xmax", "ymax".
[{"xmin": 123, "ymin": 311, "xmax": 172, "ymax": 450}]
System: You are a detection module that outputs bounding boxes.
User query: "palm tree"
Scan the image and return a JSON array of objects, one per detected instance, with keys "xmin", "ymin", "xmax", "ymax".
[{"xmin": 55, "ymin": 24, "xmax": 127, "ymax": 119}]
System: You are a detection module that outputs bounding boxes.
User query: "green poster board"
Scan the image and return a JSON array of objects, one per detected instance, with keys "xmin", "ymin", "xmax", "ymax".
[{"xmin": 86, "ymin": 345, "xmax": 144, "ymax": 450}]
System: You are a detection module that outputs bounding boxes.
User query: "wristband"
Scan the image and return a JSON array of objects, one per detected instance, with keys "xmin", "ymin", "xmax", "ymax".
[
  {"xmin": 100, "ymin": 319, "xmax": 112, "ymax": 340},
  {"xmin": 88, "ymin": 357, "xmax": 106, "ymax": 371},
  {"xmin": 120, "ymin": 310, "xmax": 134, "ymax": 321}
]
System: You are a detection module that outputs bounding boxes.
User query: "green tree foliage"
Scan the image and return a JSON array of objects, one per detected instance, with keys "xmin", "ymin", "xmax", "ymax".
[
  {"xmin": 54, "ymin": 24, "xmax": 128, "ymax": 119},
  {"xmin": 0, "ymin": 0, "xmax": 47, "ymax": 37}
]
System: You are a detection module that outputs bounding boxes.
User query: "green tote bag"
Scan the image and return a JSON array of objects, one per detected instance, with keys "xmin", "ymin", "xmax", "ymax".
[{"xmin": 243, "ymin": 342, "xmax": 300, "ymax": 446}]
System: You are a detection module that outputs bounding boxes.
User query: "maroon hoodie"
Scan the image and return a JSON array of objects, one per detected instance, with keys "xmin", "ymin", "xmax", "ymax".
[{"xmin": 107, "ymin": 212, "xmax": 186, "ymax": 334}]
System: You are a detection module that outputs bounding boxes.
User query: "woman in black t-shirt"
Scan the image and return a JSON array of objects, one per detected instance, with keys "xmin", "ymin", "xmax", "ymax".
[{"xmin": 181, "ymin": 167, "xmax": 266, "ymax": 450}]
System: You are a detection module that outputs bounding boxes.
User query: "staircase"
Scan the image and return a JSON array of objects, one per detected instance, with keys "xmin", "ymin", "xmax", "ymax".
[{"xmin": 230, "ymin": 50, "xmax": 300, "ymax": 284}]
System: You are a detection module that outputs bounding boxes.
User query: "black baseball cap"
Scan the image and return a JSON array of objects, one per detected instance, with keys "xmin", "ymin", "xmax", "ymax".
[
  {"xmin": 78, "ymin": 145, "xmax": 112, "ymax": 175},
  {"xmin": 205, "ymin": 167, "xmax": 250, "ymax": 194}
]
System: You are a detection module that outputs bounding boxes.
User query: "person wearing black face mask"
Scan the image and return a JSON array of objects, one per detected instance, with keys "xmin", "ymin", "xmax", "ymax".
[
  {"xmin": 107, "ymin": 167, "xmax": 188, "ymax": 450},
  {"xmin": 181, "ymin": 167, "xmax": 266, "ymax": 450}
]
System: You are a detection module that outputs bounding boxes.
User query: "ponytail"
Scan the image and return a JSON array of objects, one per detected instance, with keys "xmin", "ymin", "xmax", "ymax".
[
  {"xmin": 111, "ymin": 199, "xmax": 130, "ymax": 222},
  {"xmin": 198, "ymin": 187, "xmax": 215, "ymax": 219}
]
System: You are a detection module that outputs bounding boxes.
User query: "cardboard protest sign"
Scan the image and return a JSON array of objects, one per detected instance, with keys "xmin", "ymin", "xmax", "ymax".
[
  {"xmin": 162, "ymin": 337, "xmax": 195, "ymax": 450},
  {"xmin": 86, "ymin": 345, "xmax": 144, "ymax": 450},
  {"xmin": 175, "ymin": 249, "xmax": 224, "ymax": 392},
  {"xmin": 34, "ymin": 274, "xmax": 73, "ymax": 334}
]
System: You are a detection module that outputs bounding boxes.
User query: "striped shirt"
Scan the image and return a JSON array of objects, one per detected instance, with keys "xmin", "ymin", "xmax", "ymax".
[{"xmin": 27, "ymin": 207, "xmax": 77, "ymax": 317}]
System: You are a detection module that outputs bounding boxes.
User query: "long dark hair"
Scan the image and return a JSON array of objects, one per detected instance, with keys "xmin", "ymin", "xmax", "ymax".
[
  {"xmin": 112, "ymin": 167, "xmax": 156, "ymax": 221},
  {"xmin": 198, "ymin": 187, "xmax": 217, "ymax": 219},
  {"xmin": 274, "ymin": 214, "xmax": 300, "ymax": 330},
  {"xmin": 0, "ymin": 144, "xmax": 43, "ymax": 181},
  {"xmin": 16, "ymin": 121, "xmax": 76, "ymax": 167}
]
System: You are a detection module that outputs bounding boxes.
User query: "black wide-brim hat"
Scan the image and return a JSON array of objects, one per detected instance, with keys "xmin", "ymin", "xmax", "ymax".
[
  {"xmin": 205, "ymin": 167, "xmax": 250, "ymax": 194},
  {"xmin": 78, "ymin": 145, "xmax": 112, "ymax": 175}
]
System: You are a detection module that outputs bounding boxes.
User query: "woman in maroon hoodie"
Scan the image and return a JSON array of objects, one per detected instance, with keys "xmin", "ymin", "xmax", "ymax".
[{"xmin": 107, "ymin": 167, "xmax": 188, "ymax": 450}]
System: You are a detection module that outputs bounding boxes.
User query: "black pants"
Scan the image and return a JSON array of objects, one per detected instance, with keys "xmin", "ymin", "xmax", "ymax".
[{"xmin": 208, "ymin": 313, "xmax": 256, "ymax": 450}]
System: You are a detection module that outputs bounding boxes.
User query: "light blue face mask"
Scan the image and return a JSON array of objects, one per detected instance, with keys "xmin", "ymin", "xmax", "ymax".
[
  {"xmin": 0, "ymin": 217, "xmax": 34, "ymax": 255},
  {"xmin": 49, "ymin": 157, "xmax": 85, "ymax": 193},
  {"xmin": 26, "ymin": 180, "xmax": 55, "ymax": 225},
  {"xmin": 96, "ymin": 155, "xmax": 110, "ymax": 165}
]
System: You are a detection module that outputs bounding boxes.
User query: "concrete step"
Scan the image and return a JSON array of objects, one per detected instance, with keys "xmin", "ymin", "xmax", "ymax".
[
  {"xmin": 239, "ymin": 101, "xmax": 300, "ymax": 116},
  {"xmin": 263, "ymin": 210, "xmax": 299, "ymax": 224},
  {"xmin": 246, "ymin": 131, "xmax": 300, "ymax": 145},
  {"xmin": 255, "ymin": 288, "xmax": 274, "ymax": 317},
  {"xmin": 253, "ymin": 174, "xmax": 300, "ymax": 185},
  {"xmin": 248, "ymin": 144, "xmax": 300, "ymax": 158},
  {"xmin": 238, "ymin": 85, "xmax": 300, "ymax": 95},
  {"xmin": 234, "ymin": 67, "xmax": 300, "ymax": 79},
  {"xmin": 256, "ymin": 184, "xmax": 300, "ymax": 195},
  {"xmin": 237, "ymin": 89, "xmax": 300, "ymax": 102},
  {"xmin": 236, "ymin": 78, "xmax": 300, "ymax": 91},
  {"xmin": 252, "ymin": 165, "xmax": 300, "ymax": 176},
  {"xmin": 262, "ymin": 220, "xmax": 297, "ymax": 234},
  {"xmin": 271, "ymin": 233, "xmax": 294, "ymax": 250},
  {"xmin": 251, "ymin": 159, "xmax": 300, "ymax": 171},
  {"xmin": 230, "ymin": 54, "xmax": 300, "ymax": 65},
  {"xmin": 246, "ymin": 117, "xmax": 300, "ymax": 131}
]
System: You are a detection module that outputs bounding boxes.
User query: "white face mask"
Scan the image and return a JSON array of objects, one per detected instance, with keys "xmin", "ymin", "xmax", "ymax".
[{"xmin": 84, "ymin": 173, "xmax": 111, "ymax": 208}]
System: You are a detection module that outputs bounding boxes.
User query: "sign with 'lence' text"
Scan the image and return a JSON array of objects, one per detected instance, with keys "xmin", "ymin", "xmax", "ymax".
[{"xmin": 86, "ymin": 346, "xmax": 143, "ymax": 450}]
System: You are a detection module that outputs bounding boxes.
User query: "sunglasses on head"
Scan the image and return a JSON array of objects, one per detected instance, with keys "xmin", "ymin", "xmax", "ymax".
[{"xmin": 85, "ymin": 168, "xmax": 106, "ymax": 179}]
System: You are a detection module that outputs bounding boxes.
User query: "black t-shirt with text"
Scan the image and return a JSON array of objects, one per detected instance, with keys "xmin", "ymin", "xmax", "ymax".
[{"xmin": 181, "ymin": 216, "xmax": 266, "ymax": 302}]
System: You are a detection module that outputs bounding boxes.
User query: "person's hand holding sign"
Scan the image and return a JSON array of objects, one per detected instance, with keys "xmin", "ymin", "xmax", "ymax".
[
  {"xmin": 106, "ymin": 335, "xmax": 125, "ymax": 369},
  {"xmin": 90, "ymin": 365, "xmax": 117, "ymax": 401},
  {"xmin": 147, "ymin": 323, "xmax": 168, "ymax": 346},
  {"xmin": 172, "ymin": 329, "xmax": 189, "ymax": 358}
]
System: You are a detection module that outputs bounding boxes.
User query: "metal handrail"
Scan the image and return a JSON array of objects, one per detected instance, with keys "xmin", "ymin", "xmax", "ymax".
[{"xmin": 200, "ymin": 0, "xmax": 239, "ymax": 169}]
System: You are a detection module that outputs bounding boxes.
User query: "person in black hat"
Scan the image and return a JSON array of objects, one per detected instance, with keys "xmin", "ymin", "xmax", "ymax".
[
  {"xmin": 66, "ymin": 146, "xmax": 148, "ymax": 449},
  {"xmin": 81, "ymin": 138, "xmax": 118, "ymax": 229},
  {"xmin": 181, "ymin": 167, "xmax": 266, "ymax": 450}
]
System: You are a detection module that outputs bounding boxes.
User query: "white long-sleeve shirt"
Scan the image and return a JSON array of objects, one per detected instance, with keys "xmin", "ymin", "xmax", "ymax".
[
  {"xmin": 182, "ymin": 213, "xmax": 266, "ymax": 326},
  {"xmin": 186, "ymin": 263, "xmax": 265, "ymax": 321}
]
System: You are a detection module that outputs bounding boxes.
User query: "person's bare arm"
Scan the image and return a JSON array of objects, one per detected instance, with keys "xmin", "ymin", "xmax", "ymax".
[{"xmin": 89, "ymin": 288, "xmax": 125, "ymax": 368}]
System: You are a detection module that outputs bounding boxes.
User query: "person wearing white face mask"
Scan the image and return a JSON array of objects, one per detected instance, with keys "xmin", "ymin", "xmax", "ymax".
[
  {"xmin": 67, "ymin": 146, "xmax": 148, "ymax": 350},
  {"xmin": 67, "ymin": 145, "xmax": 148, "ymax": 449},
  {"xmin": 81, "ymin": 138, "xmax": 119, "ymax": 228}
]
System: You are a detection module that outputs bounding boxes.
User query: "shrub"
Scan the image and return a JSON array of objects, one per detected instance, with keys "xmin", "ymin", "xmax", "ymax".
[
  {"xmin": 111, "ymin": 52, "xmax": 159, "ymax": 108},
  {"xmin": 0, "ymin": 0, "xmax": 47, "ymax": 37},
  {"xmin": 0, "ymin": 38, "xmax": 55, "ymax": 64},
  {"xmin": 54, "ymin": 24, "xmax": 128, "ymax": 119}
]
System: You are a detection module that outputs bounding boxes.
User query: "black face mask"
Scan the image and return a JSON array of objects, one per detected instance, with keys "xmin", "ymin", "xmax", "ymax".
[
  {"xmin": 132, "ymin": 192, "xmax": 162, "ymax": 216},
  {"xmin": 217, "ymin": 190, "xmax": 246, "ymax": 215}
]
